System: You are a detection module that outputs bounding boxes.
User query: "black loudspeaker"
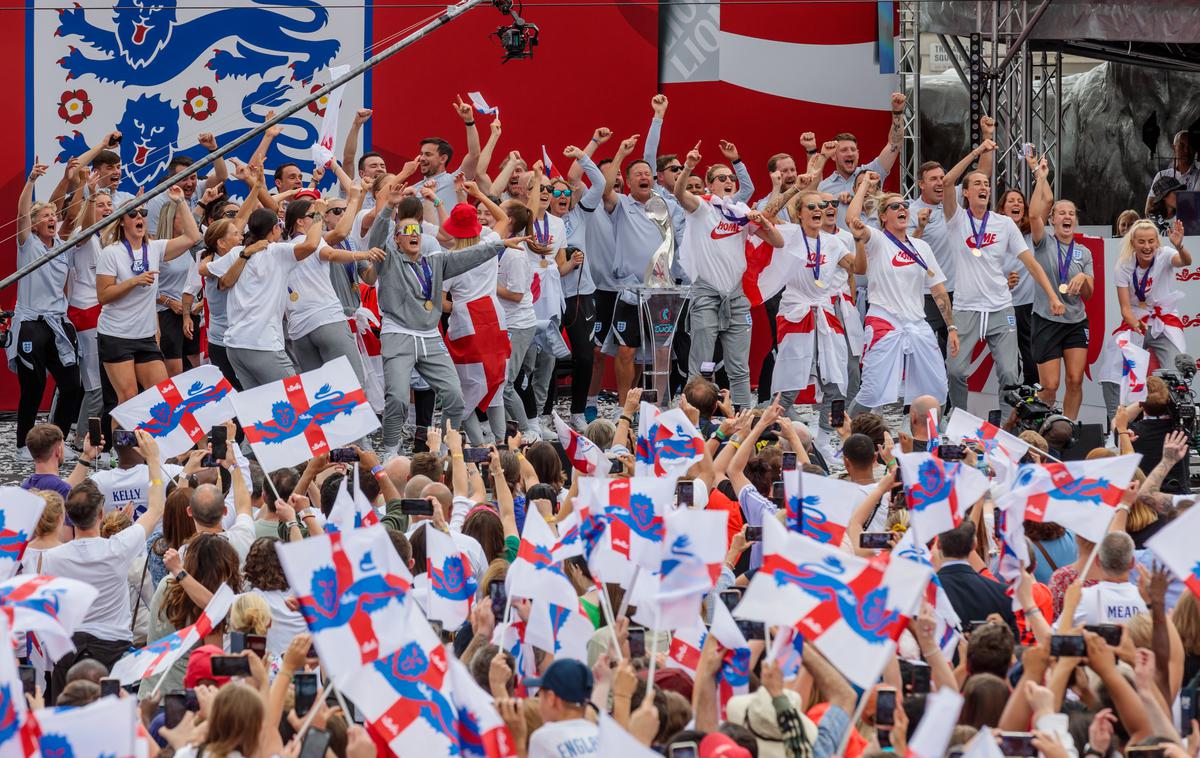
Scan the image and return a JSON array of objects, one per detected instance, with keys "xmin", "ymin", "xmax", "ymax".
[{"xmin": 1062, "ymin": 423, "xmax": 1104, "ymax": 461}]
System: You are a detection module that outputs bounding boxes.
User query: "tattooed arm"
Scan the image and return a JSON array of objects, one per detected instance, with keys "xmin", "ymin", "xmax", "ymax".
[{"xmin": 932, "ymin": 283, "xmax": 960, "ymax": 358}]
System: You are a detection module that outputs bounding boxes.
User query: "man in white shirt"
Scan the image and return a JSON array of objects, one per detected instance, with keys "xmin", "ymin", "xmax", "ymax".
[
  {"xmin": 1146, "ymin": 130, "xmax": 1200, "ymax": 211},
  {"xmin": 44, "ymin": 429, "xmax": 166, "ymax": 703},
  {"xmin": 1073, "ymin": 532, "xmax": 1148, "ymax": 626},
  {"xmin": 526, "ymin": 659, "xmax": 598, "ymax": 758},
  {"xmin": 187, "ymin": 477, "xmax": 255, "ymax": 562}
]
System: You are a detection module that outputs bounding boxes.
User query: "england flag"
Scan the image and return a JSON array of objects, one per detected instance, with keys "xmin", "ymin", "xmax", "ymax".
[
  {"xmin": 899, "ymin": 452, "xmax": 989, "ymax": 540},
  {"xmin": 1146, "ymin": 501, "xmax": 1200, "ymax": 600},
  {"xmin": 652, "ymin": 508, "xmax": 727, "ymax": 629},
  {"xmin": 507, "ymin": 510, "xmax": 580, "ymax": 610},
  {"xmin": 36, "ymin": 695, "xmax": 137, "ymax": 758},
  {"xmin": 233, "ymin": 356, "xmax": 379, "ymax": 473},
  {"xmin": 525, "ymin": 600, "xmax": 592, "ymax": 663},
  {"xmin": 635, "ymin": 403, "xmax": 705, "ymax": 480},
  {"xmin": 275, "ymin": 525, "xmax": 413, "ymax": 678},
  {"xmin": 110, "ymin": 584, "xmax": 235, "ymax": 685},
  {"xmin": 1116, "ymin": 333, "xmax": 1150, "ymax": 405},
  {"xmin": 425, "ymin": 526, "xmax": 477, "ymax": 629},
  {"xmin": 325, "ymin": 468, "xmax": 381, "ymax": 533},
  {"xmin": 553, "ymin": 413, "xmax": 605, "ymax": 475},
  {"xmin": 0, "ymin": 575, "xmax": 98, "ymax": 662},
  {"xmin": 894, "ymin": 529, "xmax": 961, "ymax": 657},
  {"xmin": 0, "ymin": 489, "xmax": 45, "ymax": 581},
  {"xmin": 111, "ymin": 365, "xmax": 236, "ymax": 460},
  {"xmin": 665, "ymin": 617, "xmax": 707, "ymax": 679},
  {"xmin": 445, "ymin": 295, "xmax": 510, "ymax": 416},
  {"xmin": 600, "ymin": 476, "xmax": 676, "ymax": 572},
  {"xmin": 1009, "ymin": 455, "xmax": 1141, "ymax": 543},
  {"xmin": 786, "ymin": 471, "xmax": 866, "ymax": 545},
  {"xmin": 0, "ymin": 614, "xmax": 37, "ymax": 758},
  {"xmin": 944, "ymin": 409, "xmax": 1030, "ymax": 464}
]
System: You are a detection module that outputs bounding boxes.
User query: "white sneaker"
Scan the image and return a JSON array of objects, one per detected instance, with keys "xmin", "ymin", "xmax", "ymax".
[
  {"xmin": 522, "ymin": 426, "xmax": 542, "ymax": 443},
  {"xmin": 571, "ymin": 413, "xmax": 589, "ymax": 432},
  {"xmin": 17, "ymin": 447, "xmax": 32, "ymax": 462},
  {"xmin": 539, "ymin": 416, "xmax": 559, "ymax": 442},
  {"xmin": 816, "ymin": 427, "xmax": 844, "ymax": 466}
]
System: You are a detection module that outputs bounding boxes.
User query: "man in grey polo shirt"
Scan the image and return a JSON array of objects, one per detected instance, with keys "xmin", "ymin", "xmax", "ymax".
[
  {"xmin": 819, "ymin": 92, "xmax": 906, "ymax": 227},
  {"xmin": 415, "ymin": 97, "xmax": 484, "ymax": 219}
]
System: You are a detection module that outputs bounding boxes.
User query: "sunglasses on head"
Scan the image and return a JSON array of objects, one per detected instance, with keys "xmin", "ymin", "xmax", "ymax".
[
  {"xmin": 398, "ymin": 223, "xmax": 422, "ymax": 237},
  {"xmin": 804, "ymin": 201, "xmax": 837, "ymax": 211},
  {"xmin": 220, "ymin": 209, "xmax": 238, "ymax": 219},
  {"xmin": 551, "ymin": 188, "xmax": 572, "ymax": 198},
  {"xmin": 711, "ymin": 174, "xmax": 733, "ymax": 183},
  {"xmin": 126, "ymin": 208, "xmax": 149, "ymax": 218},
  {"xmin": 885, "ymin": 200, "xmax": 910, "ymax": 212},
  {"xmin": 326, "ymin": 207, "xmax": 346, "ymax": 215}
]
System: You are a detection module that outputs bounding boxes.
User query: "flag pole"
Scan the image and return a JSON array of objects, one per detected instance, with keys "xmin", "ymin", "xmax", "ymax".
[
  {"xmin": 837, "ymin": 686, "xmax": 872, "ymax": 758},
  {"xmin": 645, "ymin": 606, "xmax": 660, "ymax": 698},
  {"xmin": 596, "ymin": 582, "xmax": 625, "ymax": 662},
  {"xmin": 617, "ymin": 567, "xmax": 640, "ymax": 620},
  {"xmin": 0, "ymin": 0, "xmax": 491, "ymax": 293}
]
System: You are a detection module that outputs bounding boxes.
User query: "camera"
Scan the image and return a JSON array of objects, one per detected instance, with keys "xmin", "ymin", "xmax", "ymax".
[
  {"xmin": 1001, "ymin": 384, "xmax": 1054, "ymax": 433},
  {"xmin": 492, "ymin": 0, "xmax": 539, "ymax": 61},
  {"xmin": 1156, "ymin": 353, "xmax": 1199, "ymax": 445}
]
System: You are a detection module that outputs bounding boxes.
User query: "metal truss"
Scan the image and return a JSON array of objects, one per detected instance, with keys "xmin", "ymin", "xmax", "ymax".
[{"xmin": 897, "ymin": 0, "xmax": 922, "ymax": 196}]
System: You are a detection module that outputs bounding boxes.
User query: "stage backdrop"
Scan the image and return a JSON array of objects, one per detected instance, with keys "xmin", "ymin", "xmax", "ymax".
[{"xmin": 2, "ymin": 0, "xmax": 901, "ymax": 411}]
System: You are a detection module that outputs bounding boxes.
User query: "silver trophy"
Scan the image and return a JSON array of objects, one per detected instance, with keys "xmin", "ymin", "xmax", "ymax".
[{"xmin": 642, "ymin": 194, "xmax": 676, "ymax": 287}]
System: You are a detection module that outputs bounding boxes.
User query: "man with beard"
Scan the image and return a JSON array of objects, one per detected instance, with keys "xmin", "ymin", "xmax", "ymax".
[
  {"xmin": 819, "ymin": 92, "xmax": 906, "ymax": 227},
  {"xmin": 415, "ymin": 97, "xmax": 484, "ymax": 219}
]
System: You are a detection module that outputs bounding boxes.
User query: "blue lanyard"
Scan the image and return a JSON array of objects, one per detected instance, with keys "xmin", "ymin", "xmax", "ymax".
[
  {"xmin": 883, "ymin": 230, "xmax": 930, "ymax": 271},
  {"xmin": 802, "ymin": 233, "xmax": 821, "ymax": 282},
  {"xmin": 123, "ymin": 240, "xmax": 149, "ymax": 274}
]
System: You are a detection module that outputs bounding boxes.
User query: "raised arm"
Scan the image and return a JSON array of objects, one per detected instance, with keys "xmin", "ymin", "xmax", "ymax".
[
  {"xmin": 454, "ymin": 96, "xmax": 481, "ymax": 180},
  {"xmin": 341, "ymin": 108, "xmax": 371, "ymax": 179},
  {"xmin": 198, "ymin": 132, "xmax": 229, "ymax": 189},
  {"xmin": 48, "ymin": 158, "xmax": 81, "ymax": 223},
  {"xmin": 249, "ymin": 110, "xmax": 280, "ymax": 168},
  {"xmin": 133, "ymin": 430, "xmax": 166, "ymax": 534},
  {"xmin": 644, "ymin": 95, "xmax": 668, "ymax": 168},
  {"xmin": 721, "ymin": 140, "xmax": 755, "ymax": 204},
  {"xmin": 1027, "ymin": 153, "xmax": 1053, "ymax": 245},
  {"xmin": 569, "ymin": 148, "xmax": 606, "ymax": 210},
  {"xmin": 17, "ymin": 162, "xmax": 48, "ymax": 245},
  {"xmin": 568, "ymin": 128, "xmax": 609, "ymax": 186},
  {"xmin": 976, "ymin": 116, "xmax": 996, "ymax": 177},
  {"xmin": 873, "ymin": 92, "xmax": 907, "ymax": 173},
  {"xmin": 674, "ymin": 142, "xmax": 702, "ymax": 213},
  {"xmin": 942, "ymin": 140, "xmax": 996, "ymax": 221},
  {"xmin": 604, "ymin": 135, "xmax": 639, "ymax": 213},
  {"xmin": 163, "ymin": 186, "xmax": 203, "ymax": 260},
  {"xmin": 1168, "ymin": 219, "xmax": 1193, "ymax": 267}
]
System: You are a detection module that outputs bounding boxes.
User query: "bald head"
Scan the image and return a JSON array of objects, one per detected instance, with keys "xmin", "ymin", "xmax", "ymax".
[
  {"xmin": 910, "ymin": 395, "xmax": 941, "ymax": 440},
  {"xmin": 404, "ymin": 475, "xmax": 433, "ymax": 499},
  {"xmin": 190, "ymin": 483, "xmax": 226, "ymax": 528},
  {"xmin": 384, "ymin": 455, "xmax": 410, "ymax": 491},
  {"xmin": 422, "ymin": 482, "xmax": 453, "ymax": 520}
]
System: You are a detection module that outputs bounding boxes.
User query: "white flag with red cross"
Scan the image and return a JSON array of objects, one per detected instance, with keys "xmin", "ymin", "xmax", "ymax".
[
  {"xmin": 1146, "ymin": 500, "xmax": 1200, "ymax": 601},
  {"xmin": 944, "ymin": 408, "xmax": 1029, "ymax": 464},
  {"xmin": 35, "ymin": 695, "xmax": 137, "ymax": 758},
  {"xmin": 1008, "ymin": 455, "xmax": 1141, "ymax": 544},
  {"xmin": 110, "ymin": 584, "xmax": 234, "ymax": 685},
  {"xmin": 1116, "ymin": 332, "xmax": 1150, "ymax": 405},
  {"xmin": 233, "ymin": 356, "xmax": 379, "ymax": 473},
  {"xmin": 111, "ymin": 364, "xmax": 236, "ymax": 460},
  {"xmin": 0, "ymin": 487, "xmax": 45, "ymax": 581},
  {"xmin": 311, "ymin": 64, "xmax": 351, "ymax": 168},
  {"xmin": 445, "ymin": 296, "xmax": 510, "ymax": 414},
  {"xmin": 0, "ymin": 575, "xmax": 99, "ymax": 662}
]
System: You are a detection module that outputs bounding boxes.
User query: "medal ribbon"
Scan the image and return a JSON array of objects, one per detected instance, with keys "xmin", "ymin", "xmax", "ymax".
[
  {"xmin": 410, "ymin": 257, "xmax": 433, "ymax": 302},
  {"xmin": 123, "ymin": 239, "xmax": 149, "ymax": 274},
  {"xmin": 883, "ymin": 230, "xmax": 930, "ymax": 271},
  {"xmin": 1055, "ymin": 238, "xmax": 1074, "ymax": 290},
  {"xmin": 1132, "ymin": 262, "xmax": 1152, "ymax": 303},
  {"xmin": 803, "ymin": 233, "xmax": 821, "ymax": 282},
  {"xmin": 967, "ymin": 210, "xmax": 990, "ymax": 253}
]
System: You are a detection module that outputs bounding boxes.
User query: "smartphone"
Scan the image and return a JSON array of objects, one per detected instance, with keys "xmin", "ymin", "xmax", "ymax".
[
  {"xmin": 875, "ymin": 687, "xmax": 896, "ymax": 727},
  {"xmin": 937, "ymin": 443, "xmax": 966, "ymax": 461},
  {"xmin": 490, "ymin": 582, "xmax": 507, "ymax": 621},
  {"xmin": 770, "ymin": 482, "xmax": 785, "ymax": 506},
  {"xmin": 185, "ymin": 688, "xmax": 199, "ymax": 712},
  {"xmin": 209, "ymin": 655, "xmax": 251, "ymax": 677},
  {"xmin": 859, "ymin": 532, "xmax": 893, "ymax": 550},
  {"xmin": 210, "ymin": 425, "xmax": 228, "ymax": 461},
  {"xmin": 107, "ymin": 132, "xmax": 122, "ymax": 147},
  {"xmin": 329, "ymin": 447, "xmax": 359, "ymax": 463},
  {"xmin": 719, "ymin": 589, "xmax": 741, "ymax": 614},
  {"xmin": 463, "ymin": 447, "xmax": 491, "ymax": 464},
  {"xmin": 505, "ymin": 420, "xmax": 520, "ymax": 441},
  {"xmin": 997, "ymin": 732, "xmax": 1036, "ymax": 757},
  {"xmin": 676, "ymin": 480, "xmax": 693, "ymax": 507},
  {"xmin": 100, "ymin": 677, "xmax": 120, "ymax": 698},
  {"xmin": 830, "ymin": 398, "xmax": 845, "ymax": 429},
  {"xmin": 400, "ymin": 498, "xmax": 434, "ymax": 516},
  {"xmin": 1083, "ymin": 623, "xmax": 1122, "ymax": 646},
  {"xmin": 245, "ymin": 634, "xmax": 267, "ymax": 659},
  {"xmin": 300, "ymin": 728, "xmax": 332, "ymax": 758},
  {"xmin": 744, "ymin": 525, "xmax": 762, "ymax": 542},
  {"xmin": 782, "ymin": 452, "xmax": 797, "ymax": 471},
  {"xmin": 628, "ymin": 627, "xmax": 646, "ymax": 658},
  {"xmin": 987, "ymin": 409, "xmax": 1003, "ymax": 427},
  {"xmin": 293, "ymin": 672, "xmax": 319, "ymax": 717},
  {"xmin": 736, "ymin": 619, "xmax": 765, "ymax": 641},
  {"xmin": 900, "ymin": 660, "xmax": 931, "ymax": 694},
  {"xmin": 18, "ymin": 665, "xmax": 35, "ymax": 697},
  {"xmin": 668, "ymin": 742, "xmax": 699, "ymax": 758},
  {"xmin": 608, "ymin": 458, "xmax": 624, "ymax": 475},
  {"xmin": 1179, "ymin": 687, "xmax": 1196, "ymax": 732},
  {"xmin": 113, "ymin": 429, "xmax": 137, "ymax": 448},
  {"xmin": 229, "ymin": 631, "xmax": 245, "ymax": 654},
  {"xmin": 641, "ymin": 388, "xmax": 658, "ymax": 404},
  {"xmin": 1050, "ymin": 634, "xmax": 1087, "ymax": 657},
  {"xmin": 964, "ymin": 619, "xmax": 989, "ymax": 635},
  {"xmin": 164, "ymin": 691, "xmax": 188, "ymax": 729},
  {"xmin": 88, "ymin": 417, "xmax": 102, "ymax": 448},
  {"xmin": 1125, "ymin": 749, "xmax": 1166, "ymax": 758}
]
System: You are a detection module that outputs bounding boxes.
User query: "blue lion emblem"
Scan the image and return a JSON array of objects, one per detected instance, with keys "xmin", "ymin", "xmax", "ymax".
[
  {"xmin": 138, "ymin": 379, "xmax": 228, "ymax": 438},
  {"xmin": 907, "ymin": 459, "xmax": 957, "ymax": 512},
  {"xmin": 1014, "ymin": 466, "xmax": 1117, "ymax": 504},
  {"xmin": 764, "ymin": 554, "xmax": 898, "ymax": 644},
  {"xmin": 55, "ymin": 0, "xmax": 339, "ymax": 86},
  {"xmin": 721, "ymin": 647, "xmax": 750, "ymax": 689},
  {"xmin": 251, "ymin": 383, "xmax": 357, "ymax": 445},
  {"xmin": 799, "ymin": 497, "xmax": 841, "ymax": 544},
  {"xmin": 297, "ymin": 565, "xmax": 408, "ymax": 634},
  {"xmin": 607, "ymin": 493, "xmax": 663, "ymax": 541},
  {"xmin": 0, "ymin": 586, "xmax": 63, "ymax": 622},
  {"xmin": 38, "ymin": 732, "xmax": 116, "ymax": 758},
  {"xmin": 636, "ymin": 422, "xmax": 703, "ymax": 474},
  {"xmin": 661, "ymin": 534, "xmax": 697, "ymax": 578},
  {"xmin": 0, "ymin": 684, "xmax": 20, "ymax": 746},
  {"xmin": 0, "ymin": 509, "xmax": 30, "ymax": 563},
  {"xmin": 429, "ymin": 555, "xmax": 476, "ymax": 603},
  {"xmin": 374, "ymin": 643, "xmax": 470, "ymax": 753}
]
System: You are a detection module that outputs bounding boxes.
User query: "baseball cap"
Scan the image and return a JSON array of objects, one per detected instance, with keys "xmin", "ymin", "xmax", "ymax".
[
  {"xmin": 699, "ymin": 733, "xmax": 753, "ymax": 758},
  {"xmin": 523, "ymin": 659, "xmax": 593, "ymax": 704},
  {"xmin": 184, "ymin": 644, "xmax": 232, "ymax": 689},
  {"xmin": 293, "ymin": 188, "xmax": 322, "ymax": 202}
]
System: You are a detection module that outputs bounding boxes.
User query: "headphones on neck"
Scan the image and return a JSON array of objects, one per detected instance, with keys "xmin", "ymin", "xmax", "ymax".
[{"xmin": 1038, "ymin": 414, "xmax": 1077, "ymax": 449}]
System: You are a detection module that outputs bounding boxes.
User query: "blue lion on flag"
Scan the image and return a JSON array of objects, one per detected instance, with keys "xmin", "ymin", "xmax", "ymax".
[
  {"xmin": 636, "ymin": 421, "xmax": 704, "ymax": 475},
  {"xmin": 0, "ymin": 510, "xmax": 30, "ymax": 564},
  {"xmin": 1014, "ymin": 466, "xmax": 1118, "ymax": 504},
  {"xmin": 429, "ymin": 554, "xmax": 476, "ymax": 604},
  {"xmin": 374, "ymin": 643, "xmax": 468, "ymax": 752},
  {"xmin": 767, "ymin": 555, "xmax": 899, "ymax": 644},
  {"xmin": 251, "ymin": 384, "xmax": 358, "ymax": 445},
  {"xmin": 907, "ymin": 459, "xmax": 957, "ymax": 512},
  {"xmin": 138, "ymin": 379, "xmax": 229, "ymax": 438},
  {"xmin": 607, "ymin": 492, "xmax": 663, "ymax": 542},
  {"xmin": 38, "ymin": 732, "xmax": 116, "ymax": 758},
  {"xmin": 297, "ymin": 553, "xmax": 408, "ymax": 634}
]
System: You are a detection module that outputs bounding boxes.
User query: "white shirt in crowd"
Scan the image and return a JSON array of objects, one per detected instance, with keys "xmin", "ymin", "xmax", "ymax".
[
  {"xmin": 680, "ymin": 198, "xmax": 754, "ymax": 292},
  {"xmin": 207, "ymin": 242, "xmax": 302, "ymax": 352},
  {"xmin": 947, "ymin": 210, "xmax": 1026, "ymax": 312},
  {"xmin": 91, "ymin": 462, "xmax": 184, "ymax": 519},
  {"xmin": 776, "ymin": 227, "xmax": 851, "ymax": 315},
  {"xmin": 286, "ymin": 238, "xmax": 347, "ymax": 340},
  {"xmin": 527, "ymin": 718, "xmax": 599, "ymax": 758},
  {"xmin": 1072, "ymin": 580, "xmax": 1149, "ymax": 626},
  {"xmin": 497, "ymin": 247, "xmax": 536, "ymax": 330},
  {"xmin": 862, "ymin": 227, "xmax": 946, "ymax": 323},
  {"xmin": 95, "ymin": 239, "xmax": 170, "ymax": 339},
  {"xmin": 42, "ymin": 524, "xmax": 148, "ymax": 641}
]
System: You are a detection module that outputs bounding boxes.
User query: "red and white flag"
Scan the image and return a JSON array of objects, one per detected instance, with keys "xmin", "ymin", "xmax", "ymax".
[
  {"xmin": 899, "ymin": 452, "xmax": 989, "ymax": 539},
  {"xmin": 788, "ymin": 472, "xmax": 866, "ymax": 546},
  {"xmin": 507, "ymin": 510, "xmax": 579, "ymax": 610},
  {"xmin": 339, "ymin": 612, "xmax": 517, "ymax": 758},
  {"xmin": 326, "ymin": 467, "xmax": 380, "ymax": 533},
  {"xmin": 599, "ymin": 476, "xmax": 676, "ymax": 571},
  {"xmin": 550, "ymin": 510, "xmax": 583, "ymax": 563},
  {"xmin": 111, "ymin": 364, "xmax": 236, "ymax": 460},
  {"xmin": 945, "ymin": 409, "xmax": 1029, "ymax": 464},
  {"xmin": 36, "ymin": 695, "xmax": 137, "ymax": 758},
  {"xmin": 275, "ymin": 525, "xmax": 413, "ymax": 678},
  {"xmin": 525, "ymin": 599, "xmax": 592, "ymax": 663},
  {"xmin": 311, "ymin": 65, "xmax": 351, "ymax": 168},
  {"xmin": 651, "ymin": 508, "xmax": 727, "ymax": 630},
  {"xmin": 736, "ymin": 517, "xmax": 930, "ymax": 689},
  {"xmin": 234, "ymin": 356, "xmax": 379, "ymax": 473},
  {"xmin": 894, "ymin": 529, "xmax": 960, "ymax": 658},
  {"xmin": 635, "ymin": 403, "xmax": 705, "ymax": 479},
  {"xmin": 110, "ymin": 584, "xmax": 235, "ymax": 685},
  {"xmin": 541, "ymin": 145, "xmax": 561, "ymax": 179},
  {"xmin": 906, "ymin": 687, "xmax": 965, "ymax": 758},
  {"xmin": 1009, "ymin": 455, "xmax": 1141, "ymax": 543},
  {"xmin": 0, "ymin": 488, "xmax": 44, "ymax": 581},
  {"xmin": 0, "ymin": 614, "xmax": 38, "ymax": 758},
  {"xmin": 1116, "ymin": 333, "xmax": 1150, "ymax": 405},
  {"xmin": 0, "ymin": 575, "xmax": 98, "ymax": 662},
  {"xmin": 665, "ymin": 617, "xmax": 706, "ymax": 679},
  {"xmin": 553, "ymin": 413, "xmax": 605, "ymax": 475},
  {"xmin": 993, "ymin": 493, "xmax": 1032, "ymax": 612},
  {"xmin": 445, "ymin": 296, "xmax": 510, "ymax": 414},
  {"xmin": 425, "ymin": 527, "xmax": 477, "ymax": 629},
  {"xmin": 709, "ymin": 599, "xmax": 750, "ymax": 718},
  {"xmin": 1146, "ymin": 499, "xmax": 1200, "ymax": 600},
  {"xmin": 927, "ymin": 407, "xmax": 940, "ymax": 456}
]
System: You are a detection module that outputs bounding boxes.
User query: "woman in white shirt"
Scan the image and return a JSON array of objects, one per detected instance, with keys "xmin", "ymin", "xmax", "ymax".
[
  {"xmin": 95, "ymin": 185, "xmax": 202, "ymax": 403},
  {"xmin": 496, "ymin": 200, "xmax": 539, "ymax": 440},
  {"xmin": 206, "ymin": 206, "xmax": 325, "ymax": 388},
  {"xmin": 281, "ymin": 182, "xmax": 378, "ymax": 387},
  {"xmin": 525, "ymin": 169, "xmax": 571, "ymax": 438}
]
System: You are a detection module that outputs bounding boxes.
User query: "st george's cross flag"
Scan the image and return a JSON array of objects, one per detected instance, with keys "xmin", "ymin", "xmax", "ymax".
[
  {"xmin": 311, "ymin": 64, "xmax": 350, "ymax": 168},
  {"xmin": 339, "ymin": 612, "xmax": 517, "ymax": 758},
  {"xmin": 906, "ymin": 687, "xmax": 965, "ymax": 758},
  {"xmin": 36, "ymin": 695, "xmax": 137, "ymax": 758},
  {"xmin": 0, "ymin": 575, "xmax": 98, "ymax": 662},
  {"xmin": 275, "ymin": 525, "xmax": 413, "ymax": 678},
  {"xmin": 599, "ymin": 476, "xmax": 676, "ymax": 572},
  {"xmin": 525, "ymin": 599, "xmax": 592, "ymax": 663},
  {"xmin": 111, "ymin": 364, "xmax": 236, "ymax": 460},
  {"xmin": 665, "ymin": 617, "xmax": 707, "ymax": 679},
  {"xmin": 651, "ymin": 508, "xmax": 728, "ymax": 630},
  {"xmin": 894, "ymin": 529, "xmax": 961, "ymax": 657},
  {"xmin": 325, "ymin": 467, "xmax": 380, "ymax": 533},
  {"xmin": 110, "ymin": 584, "xmax": 235, "ymax": 685},
  {"xmin": 425, "ymin": 526, "xmax": 477, "ymax": 629},
  {"xmin": 445, "ymin": 295, "xmax": 510, "ymax": 415},
  {"xmin": 1008, "ymin": 455, "xmax": 1141, "ymax": 544},
  {"xmin": 786, "ymin": 470, "xmax": 866, "ymax": 545},
  {"xmin": 0, "ymin": 614, "xmax": 39, "ymax": 758},
  {"xmin": 1146, "ymin": 501, "xmax": 1200, "ymax": 600},
  {"xmin": 1116, "ymin": 332, "xmax": 1150, "ymax": 405},
  {"xmin": 233, "ymin": 356, "xmax": 379, "ymax": 473},
  {"xmin": 0, "ymin": 488, "xmax": 44, "ymax": 581},
  {"xmin": 506, "ymin": 510, "xmax": 580, "ymax": 610},
  {"xmin": 899, "ymin": 452, "xmax": 989, "ymax": 539},
  {"xmin": 944, "ymin": 408, "xmax": 1030, "ymax": 464},
  {"xmin": 553, "ymin": 413, "xmax": 605, "ymax": 475}
]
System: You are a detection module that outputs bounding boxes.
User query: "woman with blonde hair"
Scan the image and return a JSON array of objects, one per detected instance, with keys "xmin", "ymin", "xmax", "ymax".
[
  {"xmin": 1096, "ymin": 218, "xmax": 1192, "ymax": 421},
  {"xmin": 229, "ymin": 593, "xmax": 281, "ymax": 680},
  {"xmin": 21, "ymin": 491, "xmax": 65, "ymax": 574},
  {"xmin": 1114, "ymin": 209, "xmax": 1140, "ymax": 237}
]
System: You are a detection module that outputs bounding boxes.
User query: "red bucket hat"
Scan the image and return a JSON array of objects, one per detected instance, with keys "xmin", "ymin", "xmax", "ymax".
[{"xmin": 442, "ymin": 202, "xmax": 483, "ymax": 240}]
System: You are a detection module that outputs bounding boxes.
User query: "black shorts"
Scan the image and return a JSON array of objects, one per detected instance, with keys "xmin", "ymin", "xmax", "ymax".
[
  {"xmin": 592, "ymin": 289, "xmax": 617, "ymax": 346},
  {"xmin": 611, "ymin": 294, "xmax": 652, "ymax": 350},
  {"xmin": 1030, "ymin": 313, "xmax": 1089, "ymax": 364},
  {"xmin": 157, "ymin": 310, "xmax": 185, "ymax": 360},
  {"xmin": 97, "ymin": 333, "xmax": 164, "ymax": 365},
  {"xmin": 182, "ymin": 314, "xmax": 202, "ymax": 356}
]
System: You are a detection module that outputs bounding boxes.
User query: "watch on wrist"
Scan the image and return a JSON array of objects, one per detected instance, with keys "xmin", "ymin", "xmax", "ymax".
[
  {"xmin": 174, "ymin": 570, "xmax": 189, "ymax": 583},
  {"xmin": 240, "ymin": 251, "xmax": 252, "ymax": 260},
  {"xmin": 946, "ymin": 325, "xmax": 959, "ymax": 332}
]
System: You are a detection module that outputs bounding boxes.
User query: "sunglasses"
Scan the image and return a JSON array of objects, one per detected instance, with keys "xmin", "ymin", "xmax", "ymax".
[
  {"xmin": 126, "ymin": 208, "xmax": 149, "ymax": 218},
  {"xmin": 804, "ymin": 201, "xmax": 837, "ymax": 211},
  {"xmin": 711, "ymin": 174, "xmax": 733, "ymax": 183},
  {"xmin": 326, "ymin": 207, "xmax": 346, "ymax": 215},
  {"xmin": 664, "ymin": 165, "xmax": 683, "ymax": 173},
  {"xmin": 551, "ymin": 188, "xmax": 572, "ymax": 198},
  {"xmin": 885, "ymin": 201, "xmax": 910, "ymax": 211},
  {"xmin": 398, "ymin": 223, "xmax": 422, "ymax": 237}
]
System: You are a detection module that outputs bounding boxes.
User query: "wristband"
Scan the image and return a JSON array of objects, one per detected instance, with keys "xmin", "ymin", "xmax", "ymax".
[
  {"xmin": 1023, "ymin": 606, "xmax": 1042, "ymax": 617},
  {"xmin": 174, "ymin": 570, "xmax": 189, "ymax": 583},
  {"xmin": 432, "ymin": 199, "xmax": 441, "ymax": 207},
  {"xmin": 150, "ymin": 478, "xmax": 163, "ymax": 487},
  {"xmin": 729, "ymin": 441, "xmax": 741, "ymax": 450},
  {"xmin": 371, "ymin": 464, "xmax": 386, "ymax": 480},
  {"xmin": 451, "ymin": 452, "xmax": 464, "ymax": 460},
  {"xmin": 731, "ymin": 158, "xmax": 742, "ymax": 165},
  {"xmin": 464, "ymin": 120, "xmax": 476, "ymax": 126},
  {"xmin": 240, "ymin": 251, "xmax": 252, "ymax": 260},
  {"xmin": 76, "ymin": 458, "xmax": 93, "ymax": 469},
  {"xmin": 892, "ymin": 109, "xmax": 904, "ymax": 115},
  {"xmin": 619, "ymin": 415, "xmax": 634, "ymax": 426},
  {"xmin": 946, "ymin": 325, "xmax": 959, "ymax": 332},
  {"xmin": 1116, "ymin": 504, "xmax": 1130, "ymax": 513},
  {"xmin": 715, "ymin": 429, "xmax": 729, "ymax": 442},
  {"xmin": 806, "ymin": 149, "xmax": 818, "ymax": 156}
]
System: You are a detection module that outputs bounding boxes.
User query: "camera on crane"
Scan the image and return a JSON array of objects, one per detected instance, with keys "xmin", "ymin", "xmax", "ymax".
[{"xmin": 492, "ymin": 0, "xmax": 538, "ymax": 61}]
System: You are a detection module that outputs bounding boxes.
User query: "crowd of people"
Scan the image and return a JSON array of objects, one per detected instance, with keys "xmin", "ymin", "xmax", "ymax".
[{"xmin": 0, "ymin": 88, "xmax": 1198, "ymax": 758}]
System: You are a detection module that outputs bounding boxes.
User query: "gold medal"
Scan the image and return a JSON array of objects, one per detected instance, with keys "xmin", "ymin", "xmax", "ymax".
[
  {"xmin": 1058, "ymin": 283, "xmax": 1068, "ymax": 294},
  {"xmin": 289, "ymin": 291, "xmax": 299, "ymax": 302},
  {"xmin": 971, "ymin": 248, "xmax": 982, "ymax": 257},
  {"xmin": 424, "ymin": 300, "xmax": 433, "ymax": 311},
  {"xmin": 926, "ymin": 268, "xmax": 935, "ymax": 277},
  {"xmin": 814, "ymin": 279, "xmax": 826, "ymax": 289},
  {"xmin": 539, "ymin": 258, "xmax": 549, "ymax": 268}
]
